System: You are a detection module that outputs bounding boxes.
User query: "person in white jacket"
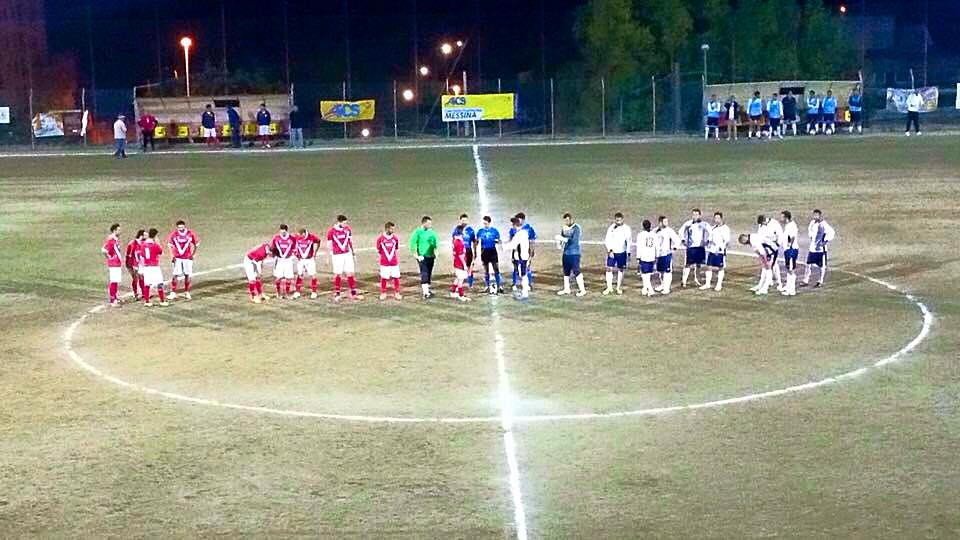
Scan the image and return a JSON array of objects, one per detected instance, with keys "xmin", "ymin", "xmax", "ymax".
[
  {"xmin": 112, "ymin": 114, "xmax": 127, "ymax": 159},
  {"xmin": 905, "ymin": 90, "xmax": 923, "ymax": 136}
]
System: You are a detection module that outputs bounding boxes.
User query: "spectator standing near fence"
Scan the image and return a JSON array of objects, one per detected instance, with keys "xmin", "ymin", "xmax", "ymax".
[
  {"xmin": 723, "ymin": 95, "xmax": 739, "ymax": 141},
  {"xmin": 137, "ymin": 111, "xmax": 157, "ymax": 152},
  {"xmin": 905, "ymin": 90, "xmax": 922, "ymax": 136},
  {"xmin": 288, "ymin": 105, "xmax": 304, "ymax": 149},
  {"xmin": 257, "ymin": 103, "xmax": 272, "ymax": 148},
  {"xmin": 113, "ymin": 114, "xmax": 127, "ymax": 159},
  {"xmin": 226, "ymin": 105, "xmax": 241, "ymax": 148}
]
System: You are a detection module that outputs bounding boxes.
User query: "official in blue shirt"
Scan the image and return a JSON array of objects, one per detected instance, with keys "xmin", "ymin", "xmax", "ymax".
[{"xmin": 476, "ymin": 215, "xmax": 502, "ymax": 294}]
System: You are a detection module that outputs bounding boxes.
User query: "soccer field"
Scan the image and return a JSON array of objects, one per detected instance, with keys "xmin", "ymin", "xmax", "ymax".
[{"xmin": 2, "ymin": 136, "xmax": 958, "ymax": 537}]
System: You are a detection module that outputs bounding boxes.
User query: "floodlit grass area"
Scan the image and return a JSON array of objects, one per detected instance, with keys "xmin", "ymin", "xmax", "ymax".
[{"xmin": 1, "ymin": 136, "xmax": 958, "ymax": 537}]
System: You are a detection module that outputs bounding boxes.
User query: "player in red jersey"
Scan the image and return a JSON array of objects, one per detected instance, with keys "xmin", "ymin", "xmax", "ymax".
[
  {"xmin": 125, "ymin": 229, "xmax": 146, "ymax": 301},
  {"xmin": 450, "ymin": 224, "xmax": 470, "ymax": 302},
  {"xmin": 243, "ymin": 241, "xmax": 273, "ymax": 303},
  {"xmin": 270, "ymin": 224, "xmax": 296, "ymax": 299},
  {"xmin": 101, "ymin": 223, "xmax": 124, "ymax": 307},
  {"xmin": 167, "ymin": 220, "xmax": 200, "ymax": 301},
  {"xmin": 325, "ymin": 215, "xmax": 362, "ymax": 301},
  {"xmin": 140, "ymin": 228, "xmax": 169, "ymax": 307},
  {"xmin": 293, "ymin": 227, "xmax": 321, "ymax": 299},
  {"xmin": 375, "ymin": 221, "xmax": 402, "ymax": 301}
]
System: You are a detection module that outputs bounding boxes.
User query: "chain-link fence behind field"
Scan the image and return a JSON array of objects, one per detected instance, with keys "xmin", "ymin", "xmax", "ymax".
[{"xmin": 4, "ymin": 74, "xmax": 960, "ymax": 150}]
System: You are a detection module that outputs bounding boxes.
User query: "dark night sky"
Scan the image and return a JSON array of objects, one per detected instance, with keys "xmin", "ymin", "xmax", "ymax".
[{"xmin": 43, "ymin": 0, "xmax": 960, "ymax": 90}]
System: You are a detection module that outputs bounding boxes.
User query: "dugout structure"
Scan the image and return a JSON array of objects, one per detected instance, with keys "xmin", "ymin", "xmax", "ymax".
[
  {"xmin": 704, "ymin": 80, "xmax": 861, "ymax": 125},
  {"xmin": 133, "ymin": 95, "xmax": 291, "ymax": 142}
]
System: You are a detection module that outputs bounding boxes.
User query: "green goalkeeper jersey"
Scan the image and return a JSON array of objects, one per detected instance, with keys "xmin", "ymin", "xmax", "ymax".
[{"xmin": 409, "ymin": 227, "xmax": 438, "ymax": 258}]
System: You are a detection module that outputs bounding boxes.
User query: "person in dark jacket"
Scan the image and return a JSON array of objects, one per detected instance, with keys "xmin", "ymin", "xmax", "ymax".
[
  {"xmin": 201, "ymin": 104, "xmax": 220, "ymax": 148},
  {"xmin": 256, "ymin": 103, "xmax": 272, "ymax": 148},
  {"xmin": 723, "ymin": 95, "xmax": 740, "ymax": 141},
  {"xmin": 288, "ymin": 105, "xmax": 304, "ymax": 149},
  {"xmin": 226, "ymin": 105, "xmax": 241, "ymax": 148}
]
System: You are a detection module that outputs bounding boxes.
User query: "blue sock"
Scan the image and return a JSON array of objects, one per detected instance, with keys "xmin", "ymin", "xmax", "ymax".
[
  {"xmin": 512, "ymin": 268, "xmax": 518, "ymax": 286},
  {"xmin": 484, "ymin": 272, "xmax": 491, "ymax": 287},
  {"xmin": 467, "ymin": 275, "xmax": 474, "ymax": 287},
  {"xmin": 495, "ymin": 272, "xmax": 502, "ymax": 286},
  {"xmin": 527, "ymin": 270, "xmax": 534, "ymax": 285}
]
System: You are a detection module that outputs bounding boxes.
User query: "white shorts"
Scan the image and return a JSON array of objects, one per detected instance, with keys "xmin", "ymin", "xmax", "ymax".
[
  {"xmin": 454, "ymin": 268, "xmax": 468, "ymax": 281},
  {"xmin": 141, "ymin": 266, "xmax": 165, "ymax": 287},
  {"xmin": 172, "ymin": 258, "xmax": 194, "ymax": 277},
  {"xmin": 297, "ymin": 258, "xmax": 317, "ymax": 277},
  {"xmin": 379, "ymin": 265, "xmax": 400, "ymax": 279},
  {"xmin": 108, "ymin": 267, "xmax": 122, "ymax": 283},
  {"xmin": 203, "ymin": 128, "xmax": 217, "ymax": 138},
  {"xmin": 331, "ymin": 253, "xmax": 355, "ymax": 275},
  {"xmin": 273, "ymin": 257, "xmax": 295, "ymax": 279},
  {"xmin": 258, "ymin": 125, "xmax": 270, "ymax": 136},
  {"xmin": 243, "ymin": 257, "xmax": 262, "ymax": 282}
]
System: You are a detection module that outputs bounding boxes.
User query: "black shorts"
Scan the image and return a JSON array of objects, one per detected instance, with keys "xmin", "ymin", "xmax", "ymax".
[
  {"xmin": 480, "ymin": 247, "xmax": 498, "ymax": 265},
  {"xmin": 707, "ymin": 117, "xmax": 719, "ymax": 127},
  {"xmin": 465, "ymin": 247, "xmax": 475, "ymax": 267},
  {"xmin": 850, "ymin": 110, "xmax": 862, "ymax": 122}
]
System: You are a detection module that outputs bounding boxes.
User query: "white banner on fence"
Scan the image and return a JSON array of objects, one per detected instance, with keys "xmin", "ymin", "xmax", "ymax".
[
  {"xmin": 0, "ymin": 107, "xmax": 9, "ymax": 124},
  {"xmin": 956, "ymin": 83, "xmax": 960, "ymax": 109},
  {"xmin": 886, "ymin": 87, "xmax": 938, "ymax": 113}
]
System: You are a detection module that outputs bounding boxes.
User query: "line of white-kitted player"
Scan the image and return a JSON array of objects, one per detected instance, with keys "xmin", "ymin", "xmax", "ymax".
[{"xmin": 558, "ymin": 207, "xmax": 837, "ymax": 298}]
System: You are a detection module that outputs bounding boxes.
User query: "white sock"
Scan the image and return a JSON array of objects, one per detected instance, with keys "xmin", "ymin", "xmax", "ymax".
[
  {"xmin": 716, "ymin": 269, "xmax": 725, "ymax": 288},
  {"xmin": 522, "ymin": 274, "xmax": 530, "ymax": 294},
  {"xmin": 803, "ymin": 266, "xmax": 812, "ymax": 284},
  {"xmin": 704, "ymin": 270, "xmax": 713, "ymax": 287},
  {"xmin": 616, "ymin": 271, "xmax": 623, "ymax": 290},
  {"xmin": 682, "ymin": 267, "xmax": 690, "ymax": 286},
  {"xmin": 641, "ymin": 274, "xmax": 652, "ymax": 293},
  {"xmin": 704, "ymin": 127, "xmax": 709, "ymax": 139},
  {"xmin": 575, "ymin": 273, "xmax": 585, "ymax": 292},
  {"xmin": 773, "ymin": 267, "xmax": 783, "ymax": 287},
  {"xmin": 663, "ymin": 272, "xmax": 673, "ymax": 291},
  {"xmin": 421, "ymin": 284, "xmax": 429, "ymax": 295},
  {"xmin": 605, "ymin": 271, "xmax": 613, "ymax": 290},
  {"xmin": 562, "ymin": 276, "xmax": 571, "ymax": 291}
]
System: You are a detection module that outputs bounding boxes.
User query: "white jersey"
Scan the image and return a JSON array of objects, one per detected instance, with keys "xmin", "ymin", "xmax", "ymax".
[
  {"xmin": 678, "ymin": 219, "xmax": 710, "ymax": 248},
  {"xmin": 604, "ymin": 223, "xmax": 632, "ymax": 254},
  {"xmin": 807, "ymin": 220, "xmax": 836, "ymax": 253},
  {"xmin": 759, "ymin": 220, "xmax": 783, "ymax": 249},
  {"xmin": 507, "ymin": 227, "xmax": 531, "ymax": 261},
  {"xmin": 655, "ymin": 226, "xmax": 681, "ymax": 257},
  {"xmin": 782, "ymin": 221, "xmax": 800, "ymax": 250},
  {"xmin": 706, "ymin": 224, "xmax": 731, "ymax": 255},
  {"xmin": 748, "ymin": 233, "xmax": 767, "ymax": 255},
  {"xmin": 635, "ymin": 230, "xmax": 657, "ymax": 262}
]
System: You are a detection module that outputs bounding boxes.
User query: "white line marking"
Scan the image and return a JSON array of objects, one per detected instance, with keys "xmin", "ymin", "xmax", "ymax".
[
  {"xmin": 475, "ymin": 144, "xmax": 528, "ymax": 540},
  {"xmin": 63, "ymin": 247, "xmax": 934, "ymax": 426}
]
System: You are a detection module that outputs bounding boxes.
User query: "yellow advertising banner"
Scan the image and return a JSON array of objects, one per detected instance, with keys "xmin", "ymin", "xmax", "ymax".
[
  {"xmin": 441, "ymin": 93, "xmax": 515, "ymax": 122},
  {"xmin": 320, "ymin": 100, "xmax": 376, "ymax": 122}
]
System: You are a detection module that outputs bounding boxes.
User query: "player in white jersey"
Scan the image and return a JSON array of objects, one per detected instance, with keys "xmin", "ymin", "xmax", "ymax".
[
  {"xmin": 603, "ymin": 212, "xmax": 632, "ymax": 295},
  {"xmin": 634, "ymin": 219, "xmax": 658, "ymax": 296},
  {"xmin": 803, "ymin": 209, "xmax": 836, "ymax": 287},
  {"xmin": 654, "ymin": 216, "xmax": 682, "ymax": 294},
  {"xmin": 756, "ymin": 215, "xmax": 785, "ymax": 292},
  {"xmin": 505, "ymin": 216, "xmax": 531, "ymax": 299},
  {"xmin": 738, "ymin": 232, "xmax": 774, "ymax": 295},
  {"xmin": 779, "ymin": 211, "xmax": 800, "ymax": 295},
  {"xmin": 700, "ymin": 211, "xmax": 730, "ymax": 291},
  {"xmin": 678, "ymin": 208, "xmax": 710, "ymax": 288}
]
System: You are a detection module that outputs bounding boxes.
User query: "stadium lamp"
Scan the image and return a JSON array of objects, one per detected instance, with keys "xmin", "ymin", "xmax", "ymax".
[
  {"xmin": 440, "ymin": 42, "xmax": 453, "ymax": 56},
  {"xmin": 451, "ymin": 84, "xmax": 462, "ymax": 96},
  {"xmin": 402, "ymin": 89, "xmax": 415, "ymax": 101},
  {"xmin": 839, "ymin": 4, "xmax": 847, "ymax": 14},
  {"xmin": 180, "ymin": 37, "xmax": 193, "ymax": 97},
  {"xmin": 419, "ymin": 66, "xmax": 430, "ymax": 77},
  {"xmin": 456, "ymin": 40, "xmax": 464, "ymax": 48}
]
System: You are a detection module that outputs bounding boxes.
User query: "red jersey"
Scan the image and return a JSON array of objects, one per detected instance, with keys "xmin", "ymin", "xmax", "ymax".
[
  {"xmin": 376, "ymin": 233, "xmax": 400, "ymax": 266},
  {"xmin": 271, "ymin": 233, "xmax": 295, "ymax": 259},
  {"xmin": 102, "ymin": 235, "xmax": 122, "ymax": 267},
  {"xmin": 294, "ymin": 232, "xmax": 320, "ymax": 259},
  {"xmin": 138, "ymin": 115, "xmax": 157, "ymax": 131},
  {"xmin": 140, "ymin": 240, "xmax": 163, "ymax": 267},
  {"xmin": 452, "ymin": 237, "xmax": 466, "ymax": 270},
  {"xmin": 326, "ymin": 225, "xmax": 353, "ymax": 255},
  {"xmin": 246, "ymin": 242, "xmax": 271, "ymax": 262},
  {"xmin": 125, "ymin": 239, "xmax": 142, "ymax": 267},
  {"xmin": 167, "ymin": 229, "xmax": 199, "ymax": 260}
]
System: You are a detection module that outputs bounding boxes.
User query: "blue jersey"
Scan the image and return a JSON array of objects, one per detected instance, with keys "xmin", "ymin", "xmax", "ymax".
[
  {"xmin": 767, "ymin": 100, "xmax": 782, "ymax": 119},
  {"xmin": 807, "ymin": 97, "xmax": 820, "ymax": 114},
  {"xmin": 477, "ymin": 226, "xmax": 500, "ymax": 249},
  {"xmin": 257, "ymin": 109, "xmax": 271, "ymax": 126},
  {"xmin": 848, "ymin": 94, "xmax": 862, "ymax": 112},
  {"xmin": 561, "ymin": 223, "xmax": 581, "ymax": 256},
  {"xmin": 201, "ymin": 111, "xmax": 216, "ymax": 129},
  {"xmin": 747, "ymin": 98, "xmax": 763, "ymax": 116},
  {"xmin": 453, "ymin": 225, "xmax": 476, "ymax": 247},
  {"xmin": 822, "ymin": 96, "xmax": 837, "ymax": 114},
  {"xmin": 706, "ymin": 101, "xmax": 721, "ymax": 118}
]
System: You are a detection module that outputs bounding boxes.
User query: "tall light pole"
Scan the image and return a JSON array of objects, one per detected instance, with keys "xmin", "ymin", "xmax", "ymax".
[
  {"xmin": 180, "ymin": 37, "xmax": 193, "ymax": 97},
  {"xmin": 701, "ymin": 43, "xmax": 710, "ymax": 86}
]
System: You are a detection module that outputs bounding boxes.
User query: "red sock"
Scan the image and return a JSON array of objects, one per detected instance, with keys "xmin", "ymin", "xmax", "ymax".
[
  {"xmin": 457, "ymin": 285, "xmax": 464, "ymax": 297},
  {"xmin": 248, "ymin": 282, "xmax": 256, "ymax": 297},
  {"xmin": 392, "ymin": 277, "xmax": 400, "ymax": 292},
  {"xmin": 108, "ymin": 282, "xmax": 118, "ymax": 302},
  {"xmin": 451, "ymin": 282, "xmax": 457, "ymax": 292},
  {"xmin": 139, "ymin": 276, "xmax": 145, "ymax": 295},
  {"xmin": 131, "ymin": 276, "xmax": 139, "ymax": 297},
  {"xmin": 347, "ymin": 275, "xmax": 356, "ymax": 294},
  {"xmin": 275, "ymin": 280, "xmax": 282, "ymax": 295},
  {"xmin": 158, "ymin": 288, "xmax": 166, "ymax": 302},
  {"xmin": 184, "ymin": 276, "xmax": 191, "ymax": 292},
  {"xmin": 171, "ymin": 279, "xmax": 178, "ymax": 292},
  {"xmin": 285, "ymin": 280, "xmax": 292, "ymax": 294},
  {"xmin": 310, "ymin": 277, "xmax": 318, "ymax": 293},
  {"xmin": 295, "ymin": 276, "xmax": 303, "ymax": 292},
  {"xmin": 334, "ymin": 275, "xmax": 342, "ymax": 294},
  {"xmin": 380, "ymin": 278, "xmax": 387, "ymax": 294},
  {"xmin": 143, "ymin": 286, "xmax": 150, "ymax": 303},
  {"xmin": 255, "ymin": 279, "xmax": 263, "ymax": 295}
]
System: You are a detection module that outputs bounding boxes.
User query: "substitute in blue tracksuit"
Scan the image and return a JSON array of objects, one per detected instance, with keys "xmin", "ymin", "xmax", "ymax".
[{"xmin": 848, "ymin": 89, "xmax": 863, "ymax": 134}]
